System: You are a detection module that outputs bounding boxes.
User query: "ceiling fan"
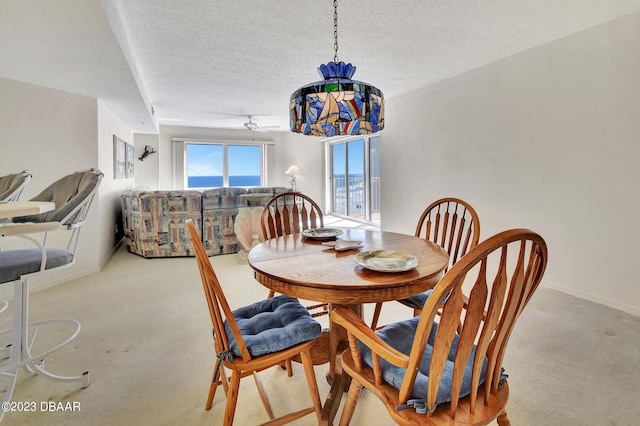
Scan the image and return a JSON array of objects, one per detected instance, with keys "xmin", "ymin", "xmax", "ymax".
[{"xmin": 243, "ymin": 115, "xmax": 279, "ymax": 133}]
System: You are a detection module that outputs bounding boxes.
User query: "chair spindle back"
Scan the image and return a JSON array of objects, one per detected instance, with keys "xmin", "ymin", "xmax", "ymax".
[
  {"xmin": 260, "ymin": 192, "xmax": 323, "ymax": 241},
  {"xmin": 415, "ymin": 197, "xmax": 480, "ymax": 271}
]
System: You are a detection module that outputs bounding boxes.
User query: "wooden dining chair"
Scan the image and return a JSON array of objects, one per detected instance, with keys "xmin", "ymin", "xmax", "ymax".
[
  {"xmin": 259, "ymin": 191, "xmax": 328, "ymax": 316},
  {"xmin": 185, "ymin": 219, "xmax": 323, "ymax": 425},
  {"xmin": 370, "ymin": 197, "xmax": 480, "ymax": 329},
  {"xmin": 260, "ymin": 191, "xmax": 324, "ymax": 241},
  {"xmin": 333, "ymin": 228, "xmax": 548, "ymax": 425}
]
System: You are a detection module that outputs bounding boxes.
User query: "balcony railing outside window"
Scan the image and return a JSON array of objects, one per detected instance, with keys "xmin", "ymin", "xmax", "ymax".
[
  {"xmin": 327, "ymin": 135, "xmax": 380, "ymax": 225},
  {"xmin": 332, "ymin": 176, "xmax": 380, "ymax": 221}
]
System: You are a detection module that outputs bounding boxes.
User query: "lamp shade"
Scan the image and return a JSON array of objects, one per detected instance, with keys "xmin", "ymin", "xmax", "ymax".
[
  {"xmin": 290, "ymin": 61, "xmax": 384, "ymax": 137},
  {"xmin": 285, "ymin": 165, "xmax": 300, "ymax": 176}
]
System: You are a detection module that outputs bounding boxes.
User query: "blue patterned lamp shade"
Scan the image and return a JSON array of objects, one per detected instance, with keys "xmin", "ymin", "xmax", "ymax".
[{"xmin": 290, "ymin": 61, "xmax": 384, "ymax": 137}]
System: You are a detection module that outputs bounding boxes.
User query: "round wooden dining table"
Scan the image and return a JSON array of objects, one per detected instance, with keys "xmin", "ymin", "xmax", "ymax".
[{"xmin": 247, "ymin": 228, "xmax": 449, "ymax": 425}]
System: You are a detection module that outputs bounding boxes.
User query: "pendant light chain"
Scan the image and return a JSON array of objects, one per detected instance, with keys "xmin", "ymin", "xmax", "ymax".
[
  {"xmin": 289, "ymin": 0, "xmax": 384, "ymax": 136},
  {"xmin": 333, "ymin": 0, "xmax": 339, "ymax": 64}
]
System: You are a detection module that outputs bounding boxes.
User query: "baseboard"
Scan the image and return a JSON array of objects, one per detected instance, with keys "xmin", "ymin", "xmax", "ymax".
[
  {"xmin": 0, "ymin": 266, "xmax": 101, "ymax": 301},
  {"xmin": 101, "ymin": 238, "xmax": 124, "ymax": 270},
  {"xmin": 541, "ymin": 282, "xmax": 640, "ymax": 317},
  {"xmin": 0, "ymin": 239, "xmax": 124, "ymax": 301}
]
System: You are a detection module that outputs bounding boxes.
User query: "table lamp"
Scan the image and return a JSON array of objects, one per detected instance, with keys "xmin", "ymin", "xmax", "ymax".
[{"xmin": 285, "ymin": 165, "xmax": 300, "ymax": 192}]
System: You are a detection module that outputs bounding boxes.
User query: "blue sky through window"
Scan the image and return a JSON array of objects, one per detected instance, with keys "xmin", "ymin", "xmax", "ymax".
[
  {"xmin": 228, "ymin": 145, "xmax": 260, "ymax": 175},
  {"xmin": 187, "ymin": 144, "xmax": 222, "ymax": 176},
  {"xmin": 187, "ymin": 144, "xmax": 260, "ymax": 176},
  {"xmin": 186, "ymin": 143, "xmax": 261, "ymax": 188},
  {"xmin": 332, "ymin": 139, "xmax": 364, "ymax": 176}
]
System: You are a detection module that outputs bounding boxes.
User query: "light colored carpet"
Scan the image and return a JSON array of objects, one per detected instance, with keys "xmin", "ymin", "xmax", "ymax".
[{"xmin": 1, "ymin": 241, "xmax": 639, "ymax": 425}]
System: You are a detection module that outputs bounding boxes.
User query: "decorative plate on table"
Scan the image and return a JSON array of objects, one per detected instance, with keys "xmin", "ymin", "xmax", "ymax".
[
  {"xmin": 354, "ymin": 250, "xmax": 420, "ymax": 272},
  {"xmin": 301, "ymin": 228, "xmax": 344, "ymax": 240},
  {"xmin": 321, "ymin": 240, "xmax": 364, "ymax": 251}
]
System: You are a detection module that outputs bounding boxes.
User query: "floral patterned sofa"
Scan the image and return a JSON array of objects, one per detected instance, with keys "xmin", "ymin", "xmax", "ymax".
[{"xmin": 121, "ymin": 187, "xmax": 288, "ymax": 258}]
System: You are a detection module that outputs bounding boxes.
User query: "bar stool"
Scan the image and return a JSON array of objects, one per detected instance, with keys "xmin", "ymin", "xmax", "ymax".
[{"xmin": 0, "ymin": 169, "xmax": 102, "ymax": 422}]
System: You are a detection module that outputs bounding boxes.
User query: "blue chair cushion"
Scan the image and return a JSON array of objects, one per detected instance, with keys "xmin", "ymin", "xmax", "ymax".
[
  {"xmin": 0, "ymin": 248, "xmax": 73, "ymax": 284},
  {"xmin": 402, "ymin": 288, "xmax": 433, "ymax": 308},
  {"xmin": 358, "ymin": 316, "xmax": 487, "ymax": 408},
  {"xmin": 225, "ymin": 295, "xmax": 322, "ymax": 357}
]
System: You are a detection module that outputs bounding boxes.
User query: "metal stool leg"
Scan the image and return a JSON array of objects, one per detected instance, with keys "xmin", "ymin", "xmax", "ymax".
[{"xmin": 0, "ymin": 279, "xmax": 90, "ymax": 422}]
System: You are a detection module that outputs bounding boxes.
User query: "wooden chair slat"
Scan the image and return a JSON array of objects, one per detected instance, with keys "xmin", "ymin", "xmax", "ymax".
[
  {"xmin": 372, "ymin": 198, "xmax": 481, "ymax": 329},
  {"xmin": 335, "ymin": 228, "xmax": 548, "ymax": 425},
  {"xmin": 186, "ymin": 219, "xmax": 323, "ymax": 424},
  {"xmin": 427, "ymin": 285, "xmax": 464, "ymax": 412},
  {"xmin": 260, "ymin": 192, "xmax": 328, "ymax": 321}
]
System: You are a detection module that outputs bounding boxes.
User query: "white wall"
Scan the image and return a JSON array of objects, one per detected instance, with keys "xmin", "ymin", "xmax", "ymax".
[
  {"xmin": 279, "ymin": 132, "xmax": 326, "ymax": 209},
  {"xmin": 0, "ymin": 77, "xmax": 102, "ymax": 291},
  {"xmin": 0, "ymin": 78, "xmax": 135, "ymax": 295},
  {"xmin": 97, "ymin": 100, "xmax": 134, "ymax": 264},
  {"xmin": 133, "ymin": 132, "xmax": 160, "ymax": 189},
  {"xmin": 381, "ymin": 12, "xmax": 640, "ymax": 315}
]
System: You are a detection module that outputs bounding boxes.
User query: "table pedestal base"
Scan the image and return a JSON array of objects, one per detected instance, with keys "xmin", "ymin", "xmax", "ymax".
[{"xmin": 319, "ymin": 303, "xmax": 362, "ymax": 425}]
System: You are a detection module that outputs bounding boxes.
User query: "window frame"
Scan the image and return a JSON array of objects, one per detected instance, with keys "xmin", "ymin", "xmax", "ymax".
[
  {"xmin": 172, "ymin": 138, "xmax": 275, "ymax": 190},
  {"xmin": 323, "ymin": 133, "xmax": 381, "ymax": 225}
]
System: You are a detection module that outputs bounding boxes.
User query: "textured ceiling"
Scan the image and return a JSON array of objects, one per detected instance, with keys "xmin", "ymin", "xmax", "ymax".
[{"xmin": 2, "ymin": 0, "xmax": 640, "ymax": 133}]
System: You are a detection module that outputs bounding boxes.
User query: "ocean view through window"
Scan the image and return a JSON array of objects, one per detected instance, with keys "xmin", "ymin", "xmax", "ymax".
[
  {"xmin": 186, "ymin": 143, "xmax": 262, "ymax": 188},
  {"xmin": 187, "ymin": 175, "xmax": 260, "ymax": 187}
]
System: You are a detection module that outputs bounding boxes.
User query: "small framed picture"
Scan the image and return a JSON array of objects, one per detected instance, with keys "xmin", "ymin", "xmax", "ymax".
[
  {"xmin": 113, "ymin": 136, "xmax": 126, "ymax": 179},
  {"xmin": 114, "ymin": 135, "xmax": 134, "ymax": 179},
  {"xmin": 125, "ymin": 142, "xmax": 135, "ymax": 178}
]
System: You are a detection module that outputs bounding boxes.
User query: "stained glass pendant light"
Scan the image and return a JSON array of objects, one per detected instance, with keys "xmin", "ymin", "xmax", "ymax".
[{"xmin": 289, "ymin": 0, "xmax": 384, "ymax": 137}]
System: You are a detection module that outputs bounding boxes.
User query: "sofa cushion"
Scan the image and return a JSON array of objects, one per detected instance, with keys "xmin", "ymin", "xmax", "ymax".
[
  {"xmin": 120, "ymin": 190, "xmax": 203, "ymax": 258},
  {"xmin": 201, "ymin": 187, "xmax": 289, "ymax": 256},
  {"xmin": 121, "ymin": 187, "xmax": 289, "ymax": 258},
  {"xmin": 202, "ymin": 188, "xmax": 248, "ymax": 209}
]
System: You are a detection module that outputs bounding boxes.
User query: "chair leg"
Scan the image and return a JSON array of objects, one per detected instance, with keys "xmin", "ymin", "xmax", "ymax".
[
  {"xmin": 206, "ymin": 366, "xmax": 222, "ymax": 410},
  {"xmin": 2, "ymin": 281, "xmax": 90, "ymax": 394},
  {"xmin": 25, "ymin": 359, "xmax": 89, "ymax": 387},
  {"xmin": 210, "ymin": 338, "xmax": 231, "ymax": 400},
  {"xmin": 220, "ymin": 367, "xmax": 229, "ymax": 393},
  {"xmin": 339, "ymin": 379, "xmax": 363, "ymax": 426},
  {"xmin": 277, "ymin": 358, "xmax": 294, "ymax": 376},
  {"xmin": 223, "ymin": 371, "xmax": 242, "ymax": 426},
  {"xmin": 0, "ymin": 368, "xmax": 18, "ymax": 423},
  {"xmin": 300, "ymin": 349, "xmax": 323, "ymax": 421},
  {"xmin": 252, "ymin": 371, "xmax": 275, "ymax": 420},
  {"xmin": 413, "ymin": 307, "xmax": 422, "ymax": 317},
  {"xmin": 497, "ymin": 411, "xmax": 511, "ymax": 426},
  {"xmin": 371, "ymin": 302, "xmax": 383, "ymax": 329}
]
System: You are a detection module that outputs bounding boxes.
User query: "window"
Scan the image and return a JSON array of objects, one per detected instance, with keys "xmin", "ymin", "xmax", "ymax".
[
  {"xmin": 325, "ymin": 134, "xmax": 380, "ymax": 225},
  {"xmin": 228, "ymin": 145, "xmax": 261, "ymax": 186},
  {"xmin": 186, "ymin": 144, "xmax": 224, "ymax": 187},
  {"xmin": 172, "ymin": 138, "xmax": 273, "ymax": 189}
]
